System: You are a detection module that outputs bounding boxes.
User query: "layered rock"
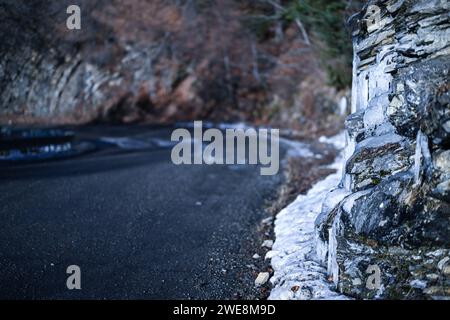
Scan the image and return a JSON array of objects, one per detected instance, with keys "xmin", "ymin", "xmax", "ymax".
[
  {"xmin": 316, "ymin": 0, "xmax": 450, "ymax": 299},
  {"xmin": 0, "ymin": 0, "xmax": 347, "ymax": 134}
]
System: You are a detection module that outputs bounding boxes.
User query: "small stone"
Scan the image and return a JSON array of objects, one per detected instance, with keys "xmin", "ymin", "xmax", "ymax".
[
  {"xmin": 443, "ymin": 265, "xmax": 450, "ymax": 276},
  {"xmin": 426, "ymin": 249, "xmax": 445, "ymax": 258},
  {"xmin": 410, "ymin": 279, "xmax": 427, "ymax": 289},
  {"xmin": 437, "ymin": 257, "xmax": 450, "ymax": 270},
  {"xmin": 252, "ymin": 253, "xmax": 260, "ymax": 259},
  {"xmin": 261, "ymin": 217, "xmax": 273, "ymax": 225},
  {"xmin": 434, "ymin": 150, "xmax": 450, "ymax": 172},
  {"xmin": 352, "ymin": 278, "xmax": 362, "ymax": 286},
  {"xmin": 265, "ymin": 250, "xmax": 278, "ymax": 260},
  {"xmin": 426, "ymin": 273, "xmax": 440, "ymax": 281},
  {"xmin": 291, "ymin": 285, "xmax": 300, "ymax": 292},
  {"xmin": 423, "ymin": 286, "xmax": 442, "ymax": 296},
  {"xmin": 261, "ymin": 240, "xmax": 273, "ymax": 249},
  {"xmin": 255, "ymin": 272, "xmax": 270, "ymax": 286}
]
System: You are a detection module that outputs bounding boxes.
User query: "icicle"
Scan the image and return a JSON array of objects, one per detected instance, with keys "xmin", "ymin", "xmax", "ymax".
[
  {"xmin": 341, "ymin": 131, "xmax": 355, "ymax": 191},
  {"xmin": 327, "ymin": 210, "xmax": 342, "ymax": 287},
  {"xmin": 315, "ymin": 233, "xmax": 328, "ymax": 265},
  {"xmin": 414, "ymin": 130, "xmax": 423, "ymax": 184},
  {"xmin": 421, "ymin": 132, "xmax": 431, "ymax": 175},
  {"xmin": 414, "ymin": 130, "xmax": 431, "ymax": 185}
]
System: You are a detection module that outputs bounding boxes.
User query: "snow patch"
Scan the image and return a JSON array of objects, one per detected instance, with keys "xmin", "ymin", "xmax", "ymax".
[
  {"xmin": 318, "ymin": 131, "xmax": 346, "ymax": 150},
  {"xmin": 280, "ymin": 138, "xmax": 315, "ymax": 158},
  {"xmin": 100, "ymin": 137, "xmax": 151, "ymax": 149},
  {"xmin": 269, "ymin": 133, "xmax": 348, "ymax": 300}
]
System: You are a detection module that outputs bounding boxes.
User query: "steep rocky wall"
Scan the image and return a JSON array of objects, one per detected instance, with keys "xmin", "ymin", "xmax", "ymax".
[
  {"xmin": 316, "ymin": 0, "xmax": 449, "ymax": 299},
  {"xmin": 0, "ymin": 0, "xmax": 121, "ymax": 124},
  {"xmin": 0, "ymin": 0, "xmax": 213, "ymax": 125},
  {"xmin": 0, "ymin": 0, "xmax": 347, "ymax": 134}
]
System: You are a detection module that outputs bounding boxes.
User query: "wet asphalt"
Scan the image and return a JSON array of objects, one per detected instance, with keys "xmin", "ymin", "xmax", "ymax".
[{"xmin": 0, "ymin": 125, "xmax": 283, "ymax": 299}]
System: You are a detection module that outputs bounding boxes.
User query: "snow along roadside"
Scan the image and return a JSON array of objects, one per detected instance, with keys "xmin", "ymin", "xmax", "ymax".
[{"xmin": 268, "ymin": 133, "xmax": 348, "ymax": 300}]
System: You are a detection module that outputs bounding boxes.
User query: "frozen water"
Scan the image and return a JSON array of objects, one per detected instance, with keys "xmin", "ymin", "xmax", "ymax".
[
  {"xmin": 413, "ymin": 130, "xmax": 431, "ymax": 185},
  {"xmin": 318, "ymin": 131, "xmax": 346, "ymax": 150},
  {"xmin": 342, "ymin": 131, "xmax": 356, "ymax": 191},
  {"xmin": 414, "ymin": 130, "xmax": 423, "ymax": 184},
  {"xmin": 280, "ymin": 138, "xmax": 315, "ymax": 158},
  {"xmin": 327, "ymin": 210, "xmax": 341, "ymax": 286},
  {"xmin": 269, "ymin": 133, "xmax": 349, "ymax": 300},
  {"xmin": 363, "ymin": 94, "xmax": 389, "ymax": 129}
]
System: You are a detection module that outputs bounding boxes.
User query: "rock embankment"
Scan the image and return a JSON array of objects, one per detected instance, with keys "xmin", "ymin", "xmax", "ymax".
[{"xmin": 315, "ymin": 0, "xmax": 450, "ymax": 299}]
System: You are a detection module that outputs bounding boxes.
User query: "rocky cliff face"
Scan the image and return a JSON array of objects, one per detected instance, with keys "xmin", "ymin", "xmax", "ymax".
[
  {"xmin": 0, "ymin": 0, "xmax": 348, "ymax": 136},
  {"xmin": 316, "ymin": 0, "xmax": 450, "ymax": 299}
]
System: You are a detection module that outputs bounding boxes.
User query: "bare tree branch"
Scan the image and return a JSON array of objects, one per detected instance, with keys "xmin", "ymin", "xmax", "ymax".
[
  {"xmin": 263, "ymin": 0, "xmax": 311, "ymax": 46},
  {"xmin": 294, "ymin": 18, "xmax": 311, "ymax": 46}
]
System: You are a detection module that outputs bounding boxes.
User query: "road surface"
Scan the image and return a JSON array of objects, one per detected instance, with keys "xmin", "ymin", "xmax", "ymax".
[{"xmin": 0, "ymin": 125, "xmax": 284, "ymax": 299}]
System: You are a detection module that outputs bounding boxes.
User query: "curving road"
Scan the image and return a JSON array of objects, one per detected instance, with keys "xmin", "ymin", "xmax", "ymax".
[{"xmin": 0, "ymin": 125, "xmax": 284, "ymax": 299}]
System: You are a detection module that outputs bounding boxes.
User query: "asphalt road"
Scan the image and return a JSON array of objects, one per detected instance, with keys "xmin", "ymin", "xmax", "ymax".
[{"xmin": 0, "ymin": 125, "xmax": 283, "ymax": 299}]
